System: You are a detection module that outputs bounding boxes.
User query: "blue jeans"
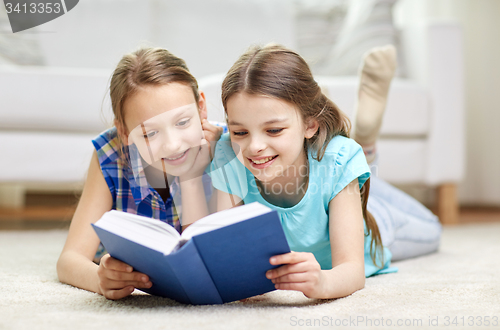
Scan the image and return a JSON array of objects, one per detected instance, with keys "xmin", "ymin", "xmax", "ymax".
[{"xmin": 367, "ymin": 175, "xmax": 442, "ymax": 261}]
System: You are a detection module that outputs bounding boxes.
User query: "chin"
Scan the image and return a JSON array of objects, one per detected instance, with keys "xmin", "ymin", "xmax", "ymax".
[
  {"xmin": 250, "ymin": 169, "xmax": 280, "ymax": 184},
  {"xmin": 164, "ymin": 165, "xmax": 189, "ymax": 178}
]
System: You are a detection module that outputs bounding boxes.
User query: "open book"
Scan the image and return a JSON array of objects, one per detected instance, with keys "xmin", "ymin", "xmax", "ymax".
[{"xmin": 92, "ymin": 202, "xmax": 290, "ymax": 305}]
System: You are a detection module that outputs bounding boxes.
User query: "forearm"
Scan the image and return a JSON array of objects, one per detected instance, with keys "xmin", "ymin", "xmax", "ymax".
[
  {"xmin": 216, "ymin": 189, "xmax": 243, "ymax": 212},
  {"xmin": 180, "ymin": 178, "xmax": 209, "ymax": 229},
  {"xmin": 319, "ymin": 262, "xmax": 365, "ymax": 299},
  {"xmin": 324, "ymin": 179, "xmax": 366, "ymax": 299},
  {"xmin": 57, "ymin": 250, "xmax": 101, "ymax": 294}
]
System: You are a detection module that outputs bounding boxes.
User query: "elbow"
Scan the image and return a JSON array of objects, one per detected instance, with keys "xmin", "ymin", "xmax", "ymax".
[
  {"xmin": 56, "ymin": 255, "xmax": 64, "ymax": 282},
  {"xmin": 358, "ymin": 274, "xmax": 366, "ymax": 290},
  {"xmin": 56, "ymin": 253, "xmax": 69, "ymax": 284},
  {"xmin": 350, "ymin": 263, "xmax": 365, "ymax": 292},
  {"xmin": 357, "ymin": 263, "xmax": 366, "ymax": 290}
]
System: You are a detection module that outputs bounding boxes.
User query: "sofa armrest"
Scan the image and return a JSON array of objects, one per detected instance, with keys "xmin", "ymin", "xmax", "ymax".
[{"xmin": 401, "ymin": 22, "xmax": 465, "ymax": 185}]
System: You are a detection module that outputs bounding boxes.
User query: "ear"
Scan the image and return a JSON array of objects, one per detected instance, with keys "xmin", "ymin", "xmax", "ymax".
[
  {"xmin": 198, "ymin": 91, "xmax": 208, "ymax": 120},
  {"xmin": 304, "ymin": 117, "xmax": 319, "ymax": 139},
  {"xmin": 115, "ymin": 119, "xmax": 132, "ymax": 146}
]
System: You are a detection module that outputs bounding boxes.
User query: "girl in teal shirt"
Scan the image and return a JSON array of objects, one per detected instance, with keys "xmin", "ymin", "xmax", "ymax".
[{"xmin": 210, "ymin": 44, "xmax": 441, "ymax": 300}]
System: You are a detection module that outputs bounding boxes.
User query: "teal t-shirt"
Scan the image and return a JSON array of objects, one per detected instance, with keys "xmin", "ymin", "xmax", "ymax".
[{"xmin": 209, "ymin": 133, "xmax": 396, "ymax": 277}]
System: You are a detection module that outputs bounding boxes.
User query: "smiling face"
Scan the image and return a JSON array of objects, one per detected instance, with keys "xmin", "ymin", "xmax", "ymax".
[
  {"xmin": 226, "ymin": 92, "xmax": 318, "ymax": 184},
  {"xmin": 122, "ymin": 83, "xmax": 204, "ymax": 177}
]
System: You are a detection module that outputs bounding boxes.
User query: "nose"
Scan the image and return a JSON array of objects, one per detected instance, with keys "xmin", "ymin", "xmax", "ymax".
[
  {"xmin": 248, "ymin": 134, "xmax": 266, "ymax": 155},
  {"xmin": 162, "ymin": 129, "xmax": 182, "ymax": 154}
]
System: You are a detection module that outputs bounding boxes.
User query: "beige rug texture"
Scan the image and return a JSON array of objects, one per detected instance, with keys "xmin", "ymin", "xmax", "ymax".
[{"xmin": 1, "ymin": 223, "xmax": 499, "ymax": 330}]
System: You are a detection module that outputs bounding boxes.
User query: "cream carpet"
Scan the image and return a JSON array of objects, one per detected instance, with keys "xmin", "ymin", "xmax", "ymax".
[{"xmin": 1, "ymin": 223, "xmax": 499, "ymax": 330}]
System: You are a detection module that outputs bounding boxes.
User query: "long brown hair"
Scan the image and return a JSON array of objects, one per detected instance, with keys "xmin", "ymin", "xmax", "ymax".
[
  {"xmin": 109, "ymin": 47, "xmax": 200, "ymax": 163},
  {"xmin": 221, "ymin": 44, "xmax": 383, "ymax": 266}
]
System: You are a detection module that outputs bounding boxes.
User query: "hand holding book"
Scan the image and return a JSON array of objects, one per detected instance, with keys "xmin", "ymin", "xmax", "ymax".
[
  {"xmin": 96, "ymin": 254, "xmax": 152, "ymax": 300},
  {"xmin": 92, "ymin": 202, "xmax": 290, "ymax": 304}
]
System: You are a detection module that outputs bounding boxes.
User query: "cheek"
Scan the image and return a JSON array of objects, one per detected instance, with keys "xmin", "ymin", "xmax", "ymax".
[
  {"xmin": 229, "ymin": 140, "xmax": 245, "ymax": 158},
  {"xmin": 268, "ymin": 136, "xmax": 290, "ymax": 153},
  {"xmin": 236, "ymin": 151, "xmax": 246, "ymax": 166},
  {"xmin": 129, "ymin": 136, "xmax": 150, "ymax": 162},
  {"xmin": 185, "ymin": 124, "xmax": 203, "ymax": 146},
  {"xmin": 135, "ymin": 141, "xmax": 162, "ymax": 164},
  {"xmin": 284, "ymin": 131, "xmax": 304, "ymax": 150}
]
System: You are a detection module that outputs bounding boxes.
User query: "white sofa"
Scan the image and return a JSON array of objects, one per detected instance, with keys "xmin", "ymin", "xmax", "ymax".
[{"xmin": 0, "ymin": 1, "xmax": 464, "ymax": 223}]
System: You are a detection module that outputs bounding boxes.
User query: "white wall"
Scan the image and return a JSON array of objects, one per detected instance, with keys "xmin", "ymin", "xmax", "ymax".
[{"xmin": 395, "ymin": 0, "xmax": 500, "ymax": 206}]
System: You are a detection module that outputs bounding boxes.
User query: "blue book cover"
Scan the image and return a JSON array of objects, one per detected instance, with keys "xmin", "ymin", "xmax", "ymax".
[{"xmin": 92, "ymin": 202, "xmax": 290, "ymax": 304}]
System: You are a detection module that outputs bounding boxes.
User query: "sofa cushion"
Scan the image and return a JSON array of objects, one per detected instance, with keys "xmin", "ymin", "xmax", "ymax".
[
  {"xmin": 0, "ymin": 131, "xmax": 95, "ymax": 182},
  {"xmin": 377, "ymin": 138, "xmax": 426, "ymax": 183},
  {"xmin": 0, "ymin": 66, "xmax": 111, "ymax": 132},
  {"xmin": 316, "ymin": 76, "xmax": 429, "ymax": 136}
]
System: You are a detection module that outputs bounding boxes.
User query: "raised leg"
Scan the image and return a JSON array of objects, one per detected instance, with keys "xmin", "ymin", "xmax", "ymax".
[{"xmin": 352, "ymin": 45, "xmax": 397, "ymax": 163}]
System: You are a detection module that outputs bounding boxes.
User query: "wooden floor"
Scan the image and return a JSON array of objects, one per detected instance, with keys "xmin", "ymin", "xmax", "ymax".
[
  {"xmin": 0, "ymin": 192, "xmax": 79, "ymax": 230},
  {"xmin": 0, "ymin": 193, "xmax": 499, "ymax": 230}
]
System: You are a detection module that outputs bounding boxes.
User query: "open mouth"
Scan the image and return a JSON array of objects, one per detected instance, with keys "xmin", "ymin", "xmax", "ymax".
[
  {"xmin": 165, "ymin": 150, "xmax": 188, "ymax": 161},
  {"xmin": 162, "ymin": 149, "xmax": 190, "ymax": 166},
  {"xmin": 249, "ymin": 155, "xmax": 278, "ymax": 165}
]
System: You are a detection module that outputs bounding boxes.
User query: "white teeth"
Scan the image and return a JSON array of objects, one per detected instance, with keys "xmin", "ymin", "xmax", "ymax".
[
  {"xmin": 165, "ymin": 150, "xmax": 186, "ymax": 160},
  {"xmin": 252, "ymin": 156, "xmax": 274, "ymax": 164}
]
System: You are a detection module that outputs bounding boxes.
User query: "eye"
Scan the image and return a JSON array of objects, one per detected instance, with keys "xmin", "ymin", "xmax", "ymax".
[
  {"xmin": 176, "ymin": 118, "xmax": 191, "ymax": 127},
  {"xmin": 143, "ymin": 130, "xmax": 158, "ymax": 139},
  {"xmin": 267, "ymin": 128, "xmax": 283, "ymax": 135},
  {"xmin": 231, "ymin": 131, "xmax": 248, "ymax": 137}
]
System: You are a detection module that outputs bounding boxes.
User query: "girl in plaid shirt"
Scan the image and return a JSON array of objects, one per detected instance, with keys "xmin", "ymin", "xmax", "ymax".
[{"xmin": 57, "ymin": 47, "xmax": 223, "ymax": 300}]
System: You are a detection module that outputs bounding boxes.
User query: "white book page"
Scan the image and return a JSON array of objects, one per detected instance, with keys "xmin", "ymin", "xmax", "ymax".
[
  {"xmin": 95, "ymin": 210, "xmax": 181, "ymax": 255},
  {"xmin": 180, "ymin": 202, "xmax": 272, "ymax": 240}
]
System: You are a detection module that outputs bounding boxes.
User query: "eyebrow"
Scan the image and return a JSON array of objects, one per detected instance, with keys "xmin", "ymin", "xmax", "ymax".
[{"xmin": 228, "ymin": 118, "xmax": 289, "ymax": 126}]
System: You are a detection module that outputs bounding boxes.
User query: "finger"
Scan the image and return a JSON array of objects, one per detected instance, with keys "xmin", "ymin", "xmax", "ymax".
[
  {"xmin": 101, "ymin": 255, "xmax": 133, "ymax": 273},
  {"xmin": 202, "ymin": 121, "xmax": 223, "ymax": 140},
  {"xmin": 102, "ymin": 278, "xmax": 153, "ymax": 290},
  {"xmin": 273, "ymin": 282, "xmax": 309, "ymax": 292},
  {"xmin": 201, "ymin": 119, "xmax": 218, "ymax": 132},
  {"xmin": 106, "ymin": 270, "xmax": 150, "ymax": 283},
  {"xmin": 272, "ymin": 272, "xmax": 309, "ymax": 284},
  {"xmin": 201, "ymin": 123, "xmax": 215, "ymax": 136},
  {"xmin": 274, "ymin": 282, "xmax": 321, "ymax": 298},
  {"xmin": 266, "ymin": 262, "xmax": 308, "ymax": 279},
  {"xmin": 269, "ymin": 252, "xmax": 311, "ymax": 266},
  {"xmin": 103, "ymin": 286, "xmax": 135, "ymax": 300},
  {"xmin": 98, "ymin": 261, "xmax": 149, "ymax": 283},
  {"xmin": 202, "ymin": 129, "xmax": 217, "ymax": 142}
]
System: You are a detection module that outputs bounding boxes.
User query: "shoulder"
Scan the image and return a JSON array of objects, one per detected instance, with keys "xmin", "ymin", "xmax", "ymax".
[
  {"xmin": 92, "ymin": 127, "xmax": 123, "ymax": 167},
  {"xmin": 323, "ymin": 135, "xmax": 362, "ymax": 157},
  {"xmin": 311, "ymin": 135, "xmax": 370, "ymax": 199},
  {"xmin": 315, "ymin": 135, "xmax": 365, "ymax": 168}
]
